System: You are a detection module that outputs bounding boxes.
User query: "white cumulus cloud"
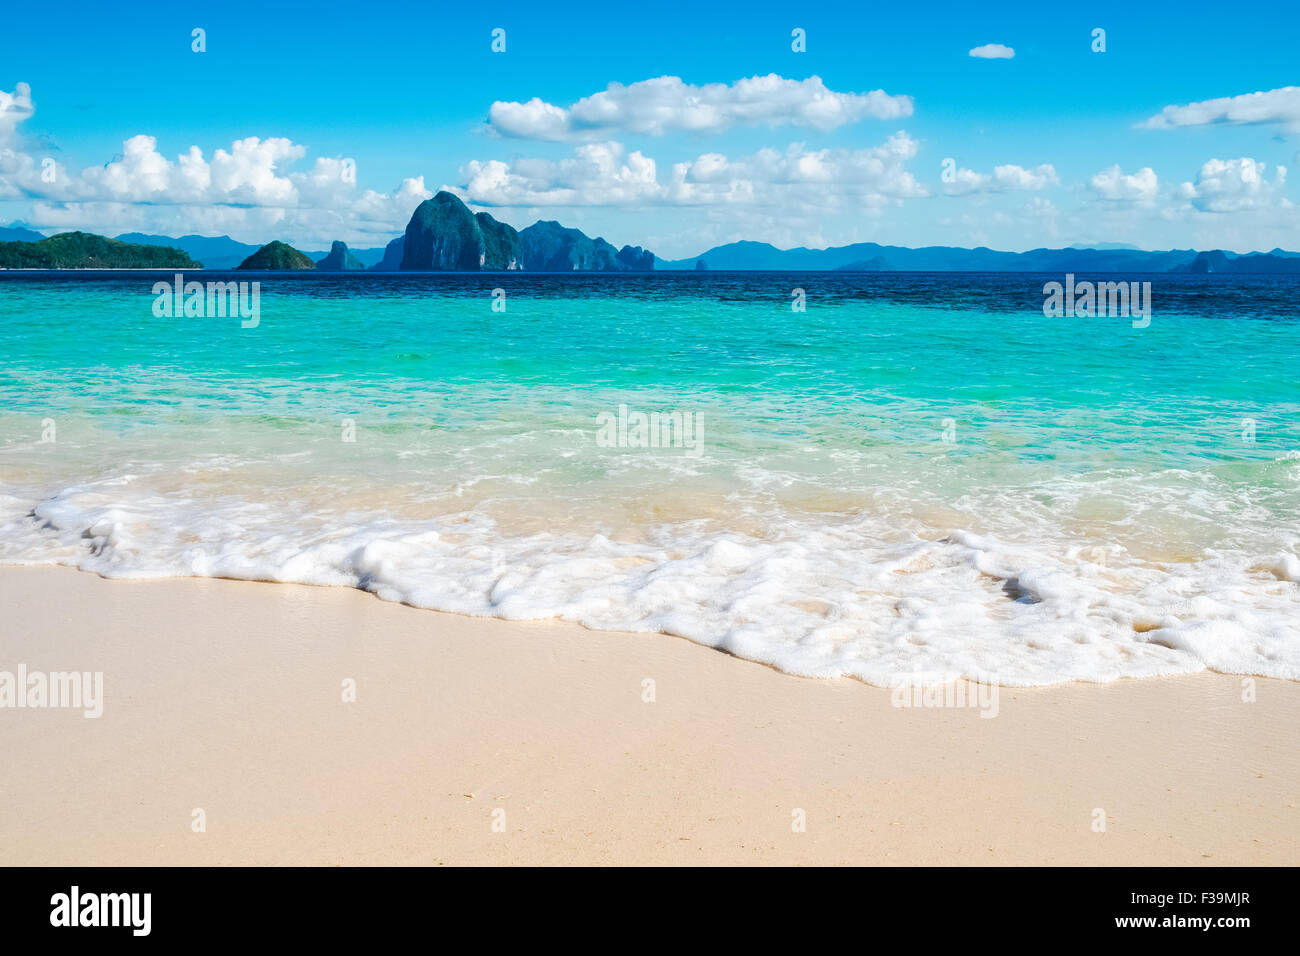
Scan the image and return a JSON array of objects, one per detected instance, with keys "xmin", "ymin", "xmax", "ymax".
[
  {"xmin": 1140, "ymin": 86, "xmax": 1300, "ymax": 130},
  {"xmin": 0, "ymin": 87, "xmax": 433, "ymax": 245},
  {"xmin": 458, "ymin": 133, "xmax": 927, "ymax": 210},
  {"xmin": 969, "ymin": 44, "xmax": 1015, "ymax": 59},
  {"xmin": 1180, "ymin": 158, "xmax": 1288, "ymax": 213},
  {"xmin": 1089, "ymin": 165, "xmax": 1159, "ymax": 204},
  {"xmin": 72, "ymin": 135, "xmax": 307, "ymax": 206},
  {"xmin": 0, "ymin": 82, "xmax": 34, "ymax": 147},
  {"xmin": 943, "ymin": 163, "xmax": 1057, "ymax": 195},
  {"xmin": 463, "ymin": 143, "xmax": 662, "ymax": 206},
  {"xmin": 487, "ymin": 74, "xmax": 913, "ymax": 141}
]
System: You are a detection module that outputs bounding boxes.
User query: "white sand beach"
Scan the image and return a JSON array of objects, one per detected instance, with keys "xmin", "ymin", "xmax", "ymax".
[{"xmin": 1, "ymin": 565, "xmax": 1295, "ymax": 866}]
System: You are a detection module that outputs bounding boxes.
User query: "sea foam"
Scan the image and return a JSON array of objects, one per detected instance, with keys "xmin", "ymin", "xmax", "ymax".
[{"xmin": 2, "ymin": 471, "xmax": 1297, "ymax": 687}]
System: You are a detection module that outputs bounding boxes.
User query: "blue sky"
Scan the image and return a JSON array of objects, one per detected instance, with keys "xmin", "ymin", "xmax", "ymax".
[{"xmin": 2, "ymin": 0, "xmax": 1298, "ymax": 255}]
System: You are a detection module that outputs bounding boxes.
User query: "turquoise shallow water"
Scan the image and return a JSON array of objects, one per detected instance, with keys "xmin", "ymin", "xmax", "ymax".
[{"xmin": 1, "ymin": 271, "xmax": 1298, "ymax": 684}]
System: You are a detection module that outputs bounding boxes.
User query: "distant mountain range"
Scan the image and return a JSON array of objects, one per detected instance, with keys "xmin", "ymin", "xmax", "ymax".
[
  {"xmin": 0, "ymin": 223, "xmax": 47, "ymax": 243},
  {"xmin": 1175, "ymin": 250, "xmax": 1300, "ymax": 274},
  {"xmin": 4, "ymin": 215, "xmax": 1300, "ymax": 273},
  {"xmin": 659, "ymin": 240, "xmax": 1300, "ymax": 273}
]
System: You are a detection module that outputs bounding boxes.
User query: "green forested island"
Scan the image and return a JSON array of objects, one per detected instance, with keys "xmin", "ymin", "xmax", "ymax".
[
  {"xmin": 0, "ymin": 232, "xmax": 199, "ymax": 269},
  {"xmin": 236, "ymin": 241, "xmax": 316, "ymax": 270}
]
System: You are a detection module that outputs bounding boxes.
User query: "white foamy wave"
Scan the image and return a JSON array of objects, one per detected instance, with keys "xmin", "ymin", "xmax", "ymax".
[{"xmin": 1, "ymin": 479, "xmax": 1298, "ymax": 686}]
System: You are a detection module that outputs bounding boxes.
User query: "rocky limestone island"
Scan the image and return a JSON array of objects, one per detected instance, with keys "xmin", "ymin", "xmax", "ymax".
[
  {"xmin": 517, "ymin": 222, "xmax": 655, "ymax": 272},
  {"xmin": 315, "ymin": 241, "xmax": 366, "ymax": 271},
  {"xmin": 615, "ymin": 245, "xmax": 655, "ymax": 270},
  {"xmin": 237, "ymin": 241, "xmax": 316, "ymax": 270},
  {"xmin": 399, "ymin": 191, "xmax": 654, "ymax": 271},
  {"xmin": 400, "ymin": 192, "xmax": 516, "ymax": 270},
  {"xmin": 369, "ymin": 235, "xmax": 405, "ymax": 271},
  {"xmin": 0, "ymin": 231, "xmax": 200, "ymax": 269},
  {"xmin": 519, "ymin": 220, "xmax": 621, "ymax": 271}
]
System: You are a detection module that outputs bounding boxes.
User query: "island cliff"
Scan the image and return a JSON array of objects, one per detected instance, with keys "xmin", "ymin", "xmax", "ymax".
[
  {"xmin": 315, "ymin": 241, "xmax": 366, "ymax": 271},
  {"xmin": 398, "ymin": 191, "xmax": 654, "ymax": 271},
  {"xmin": 399, "ymin": 192, "xmax": 520, "ymax": 270}
]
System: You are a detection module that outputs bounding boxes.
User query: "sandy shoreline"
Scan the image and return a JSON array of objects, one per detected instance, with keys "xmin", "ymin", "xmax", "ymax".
[{"xmin": 0, "ymin": 564, "xmax": 1295, "ymax": 865}]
